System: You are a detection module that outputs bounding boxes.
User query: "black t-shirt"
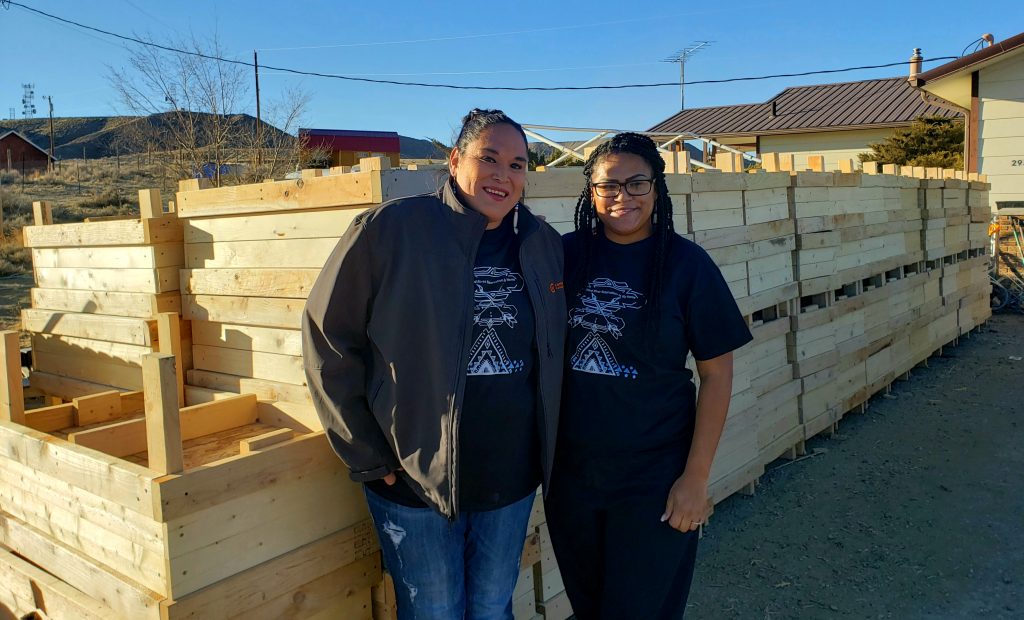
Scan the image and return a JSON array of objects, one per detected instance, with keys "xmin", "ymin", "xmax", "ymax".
[
  {"xmin": 367, "ymin": 211, "xmax": 541, "ymax": 510},
  {"xmin": 558, "ymin": 229, "xmax": 752, "ymax": 505}
]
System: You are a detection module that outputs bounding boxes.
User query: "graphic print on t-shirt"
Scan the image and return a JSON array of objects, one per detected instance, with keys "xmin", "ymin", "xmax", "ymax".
[
  {"xmin": 468, "ymin": 266, "xmax": 526, "ymax": 375},
  {"xmin": 569, "ymin": 278, "xmax": 645, "ymax": 378}
]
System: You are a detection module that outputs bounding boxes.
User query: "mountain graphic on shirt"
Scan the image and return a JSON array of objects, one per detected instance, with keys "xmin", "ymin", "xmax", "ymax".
[
  {"xmin": 571, "ymin": 331, "xmax": 638, "ymax": 378},
  {"xmin": 569, "ymin": 278, "xmax": 644, "ymax": 378},
  {"xmin": 468, "ymin": 327, "xmax": 525, "ymax": 376},
  {"xmin": 467, "ymin": 267, "xmax": 525, "ymax": 376}
]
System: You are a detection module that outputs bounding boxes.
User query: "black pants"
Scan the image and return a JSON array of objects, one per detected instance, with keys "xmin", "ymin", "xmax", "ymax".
[{"xmin": 545, "ymin": 489, "xmax": 699, "ymax": 620}]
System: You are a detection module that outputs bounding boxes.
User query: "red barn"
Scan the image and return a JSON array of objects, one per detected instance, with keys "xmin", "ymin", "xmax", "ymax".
[
  {"xmin": 299, "ymin": 128, "xmax": 401, "ymax": 168},
  {"xmin": 0, "ymin": 129, "xmax": 54, "ymax": 174}
]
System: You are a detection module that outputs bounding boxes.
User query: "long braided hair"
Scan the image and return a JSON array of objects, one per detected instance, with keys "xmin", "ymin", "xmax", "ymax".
[{"xmin": 572, "ymin": 132, "xmax": 675, "ymax": 315}]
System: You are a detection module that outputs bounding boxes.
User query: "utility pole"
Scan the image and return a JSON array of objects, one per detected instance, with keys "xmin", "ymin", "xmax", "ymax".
[
  {"xmin": 46, "ymin": 95, "xmax": 55, "ymax": 173},
  {"xmin": 254, "ymin": 50, "xmax": 263, "ymax": 168},
  {"xmin": 661, "ymin": 41, "xmax": 713, "ymax": 111}
]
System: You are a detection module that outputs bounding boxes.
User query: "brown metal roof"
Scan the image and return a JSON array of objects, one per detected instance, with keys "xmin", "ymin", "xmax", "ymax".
[
  {"xmin": 912, "ymin": 31, "xmax": 1024, "ymax": 86},
  {"xmin": 649, "ymin": 77, "xmax": 960, "ymax": 138}
]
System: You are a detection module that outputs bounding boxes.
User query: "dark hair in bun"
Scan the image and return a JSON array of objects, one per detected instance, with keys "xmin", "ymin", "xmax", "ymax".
[{"xmin": 454, "ymin": 108, "xmax": 528, "ymax": 153}]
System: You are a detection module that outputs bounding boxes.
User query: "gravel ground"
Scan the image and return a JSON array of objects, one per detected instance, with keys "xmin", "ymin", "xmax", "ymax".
[{"xmin": 686, "ymin": 313, "xmax": 1023, "ymax": 619}]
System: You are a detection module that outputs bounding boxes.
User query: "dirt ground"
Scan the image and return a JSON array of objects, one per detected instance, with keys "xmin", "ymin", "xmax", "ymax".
[
  {"xmin": 0, "ymin": 274, "xmax": 32, "ymax": 342},
  {"xmin": 687, "ymin": 313, "xmax": 1023, "ymax": 619}
]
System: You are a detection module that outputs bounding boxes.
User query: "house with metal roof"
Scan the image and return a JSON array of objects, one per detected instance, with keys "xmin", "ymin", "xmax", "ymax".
[
  {"xmin": 649, "ymin": 76, "xmax": 960, "ymax": 171},
  {"xmin": 911, "ymin": 31, "xmax": 1024, "ymax": 211}
]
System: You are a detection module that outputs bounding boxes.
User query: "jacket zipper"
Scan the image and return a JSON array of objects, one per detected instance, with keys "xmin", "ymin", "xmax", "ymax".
[
  {"xmin": 448, "ymin": 229, "xmax": 483, "ymax": 519},
  {"xmin": 522, "ymin": 235, "xmax": 553, "ymax": 492}
]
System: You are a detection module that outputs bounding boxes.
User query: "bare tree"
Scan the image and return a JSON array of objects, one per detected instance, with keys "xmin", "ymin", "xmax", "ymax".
[{"xmin": 108, "ymin": 32, "xmax": 308, "ymax": 185}]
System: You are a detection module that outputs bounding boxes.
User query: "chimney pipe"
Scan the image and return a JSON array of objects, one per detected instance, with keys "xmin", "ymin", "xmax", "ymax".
[
  {"xmin": 909, "ymin": 48, "xmax": 923, "ymax": 79},
  {"xmin": 771, "ymin": 101, "xmax": 777, "ymax": 117}
]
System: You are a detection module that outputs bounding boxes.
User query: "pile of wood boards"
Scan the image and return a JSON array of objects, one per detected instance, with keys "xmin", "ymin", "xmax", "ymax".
[
  {"xmin": 22, "ymin": 194, "xmax": 185, "ymax": 398},
  {"xmin": 176, "ymin": 164, "xmax": 439, "ymax": 405},
  {"xmin": 0, "ymin": 336, "xmax": 380, "ymax": 619}
]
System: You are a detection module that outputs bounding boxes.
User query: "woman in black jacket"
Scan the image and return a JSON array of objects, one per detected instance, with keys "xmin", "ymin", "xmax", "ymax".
[
  {"xmin": 303, "ymin": 109, "xmax": 566, "ymax": 620},
  {"xmin": 547, "ymin": 133, "xmax": 752, "ymax": 619}
]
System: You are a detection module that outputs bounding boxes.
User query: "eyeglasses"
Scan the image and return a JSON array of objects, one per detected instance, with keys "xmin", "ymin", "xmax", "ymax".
[{"xmin": 592, "ymin": 179, "xmax": 653, "ymax": 198}]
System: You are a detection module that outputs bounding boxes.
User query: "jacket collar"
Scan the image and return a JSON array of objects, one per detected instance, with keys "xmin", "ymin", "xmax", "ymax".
[{"xmin": 440, "ymin": 178, "xmax": 540, "ymax": 238}]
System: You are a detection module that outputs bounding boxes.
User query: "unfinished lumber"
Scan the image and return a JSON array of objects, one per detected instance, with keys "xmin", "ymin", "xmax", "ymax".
[
  {"xmin": 142, "ymin": 353, "xmax": 184, "ymax": 475},
  {"xmin": 0, "ymin": 332, "xmax": 24, "ymax": 425}
]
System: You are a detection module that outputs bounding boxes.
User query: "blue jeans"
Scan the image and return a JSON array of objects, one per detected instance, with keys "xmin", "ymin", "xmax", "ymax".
[{"xmin": 364, "ymin": 487, "xmax": 534, "ymax": 620}]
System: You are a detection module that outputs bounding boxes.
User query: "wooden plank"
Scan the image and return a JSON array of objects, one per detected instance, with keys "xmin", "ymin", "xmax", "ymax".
[
  {"xmin": 68, "ymin": 393, "xmax": 258, "ymax": 459},
  {"xmin": 185, "ymin": 239, "xmax": 337, "ymax": 269},
  {"xmin": 239, "ymin": 427, "xmax": 295, "ymax": 454},
  {"xmin": 0, "ymin": 544, "xmax": 117, "ymax": 620},
  {"xmin": 32, "ymin": 350, "xmax": 143, "ymax": 391},
  {"xmin": 143, "ymin": 353, "xmax": 184, "ymax": 475},
  {"xmin": 33, "ymin": 201, "xmax": 54, "ymax": 226},
  {"xmin": 29, "ymin": 371, "xmax": 122, "ymax": 401},
  {"xmin": 187, "ymin": 369, "xmax": 313, "ymax": 404},
  {"xmin": 192, "ymin": 345, "xmax": 306, "ymax": 385},
  {"xmin": 176, "ymin": 172, "xmax": 379, "ymax": 218},
  {"xmin": 73, "ymin": 390, "xmax": 125, "ymax": 426},
  {"xmin": 161, "ymin": 520, "xmax": 376, "ymax": 619},
  {"xmin": 23, "ymin": 217, "xmax": 182, "ymax": 248},
  {"xmin": 237, "ymin": 555, "xmax": 380, "ymax": 620},
  {"xmin": 0, "ymin": 512, "xmax": 162, "ymax": 619},
  {"xmin": 23, "ymin": 402, "xmax": 75, "ymax": 432},
  {"xmin": 0, "ymin": 421, "xmax": 159, "ymax": 518},
  {"xmin": 191, "ymin": 321, "xmax": 303, "ymax": 357},
  {"xmin": 155, "ymin": 432, "xmax": 337, "ymax": 520},
  {"xmin": 157, "ymin": 312, "xmax": 186, "ymax": 406},
  {"xmin": 254, "ymin": 402, "xmax": 319, "ymax": 435},
  {"xmin": 22, "ymin": 309, "xmax": 156, "ymax": 345},
  {"xmin": 139, "ymin": 188, "xmax": 163, "ymax": 219},
  {"xmin": 183, "ymin": 209, "xmax": 362, "ymax": 243},
  {"xmin": 31, "ymin": 288, "xmax": 181, "ymax": 318},
  {"xmin": 183, "ymin": 295, "xmax": 304, "ymax": 329},
  {"xmin": 0, "ymin": 465, "xmax": 168, "ymax": 595},
  {"xmin": 163, "ymin": 459, "xmax": 369, "ymax": 598},
  {"xmin": 34, "ymin": 266, "xmax": 180, "ymax": 294},
  {"xmin": 31, "ymin": 244, "xmax": 184, "ymax": 269},
  {"xmin": 32, "ymin": 333, "xmax": 151, "ymax": 366},
  {"xmin": 182, "ymin": 268, "xmax": 320, "ymax": 298},
  {"xmin": 0, "ymin": 331, "xmax": 24, "ymax": 425}
]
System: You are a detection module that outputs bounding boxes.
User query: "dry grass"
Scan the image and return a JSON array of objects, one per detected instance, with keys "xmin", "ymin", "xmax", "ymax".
[{"xmin": 0, "ymin": 156, "xmax": 165, "ymax": 274}]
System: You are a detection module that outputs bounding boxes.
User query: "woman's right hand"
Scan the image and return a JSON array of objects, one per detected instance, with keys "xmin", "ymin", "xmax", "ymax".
[{"xmin": 382, "ymin": 472, "xmax": 397, "ymax": 486}]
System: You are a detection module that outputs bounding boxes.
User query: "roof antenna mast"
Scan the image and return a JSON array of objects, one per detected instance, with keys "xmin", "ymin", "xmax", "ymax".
[{"xmin": 662, "ymin": 42, "xmax": 712, "ymax": 111}]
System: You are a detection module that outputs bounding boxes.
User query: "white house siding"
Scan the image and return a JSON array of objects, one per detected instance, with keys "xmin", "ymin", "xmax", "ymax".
[
  {"xmin": 759, "ymin": 128, "xmax": 896, "ymax": 171},
  {"xmin": 979, "ymin": 51, "xmax": 1024, "ymax": 210}
]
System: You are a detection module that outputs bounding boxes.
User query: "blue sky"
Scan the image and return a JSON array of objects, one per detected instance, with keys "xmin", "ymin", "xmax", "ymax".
[{"xmin": 2, "ymin": 1, "xmax": 1021, "ymax": 143}]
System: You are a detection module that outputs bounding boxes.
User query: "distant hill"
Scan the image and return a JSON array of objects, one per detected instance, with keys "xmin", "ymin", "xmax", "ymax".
[{"xmin": 1, "ymin": 115, "xmax": 449, "ymax": 161}]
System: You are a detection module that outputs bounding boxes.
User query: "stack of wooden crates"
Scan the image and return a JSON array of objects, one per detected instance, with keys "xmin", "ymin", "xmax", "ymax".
[
  {"xmin": 0, "ymin": 158, "xmax": 994, "ymax": 619},
  {"xmin": 22, "ymin": 193, "xmax": 185, "ymax": 398}
]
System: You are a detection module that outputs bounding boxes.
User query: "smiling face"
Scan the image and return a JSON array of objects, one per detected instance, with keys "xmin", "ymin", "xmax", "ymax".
[
  {"xmin": 590, "ymin": 152, "xmax": 656, "ymax": 244},
  {"xmin": 449, "ymin": 123, "xmax": 528, "ymax": 229}
]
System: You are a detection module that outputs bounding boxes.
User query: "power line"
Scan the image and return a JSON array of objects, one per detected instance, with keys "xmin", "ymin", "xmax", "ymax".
[{"xmin": 7, "ymin": 1, "xmax": 958, "ymax": 92}]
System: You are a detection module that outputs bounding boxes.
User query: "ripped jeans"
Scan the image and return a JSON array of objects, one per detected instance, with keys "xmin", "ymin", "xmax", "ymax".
[{"xmin": 364, "ymin": 487, "xmax": 534, "ymax": 620}]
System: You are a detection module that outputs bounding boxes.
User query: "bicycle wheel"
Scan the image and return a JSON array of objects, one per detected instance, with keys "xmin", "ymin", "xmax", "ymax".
[{"xmin": 991, "ymin": 279, "xmax": 1010, "ymax": 312}]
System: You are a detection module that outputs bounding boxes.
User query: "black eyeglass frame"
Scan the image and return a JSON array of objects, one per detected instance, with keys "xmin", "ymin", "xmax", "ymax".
[{"xmin": 592, "ymin": 179, "xmax": 654, "ymax": 198}]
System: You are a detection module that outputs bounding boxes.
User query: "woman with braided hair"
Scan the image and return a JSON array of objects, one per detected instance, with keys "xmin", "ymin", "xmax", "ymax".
[{"xmin": 545, "ymin": 133, "xmax": 752, "ymax": 618}]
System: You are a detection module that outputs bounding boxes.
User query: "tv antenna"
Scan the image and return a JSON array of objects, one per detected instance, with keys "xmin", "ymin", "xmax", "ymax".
[{"xmin": 662, "ymin": 42, "xmax": 713, "ymax": 111}]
